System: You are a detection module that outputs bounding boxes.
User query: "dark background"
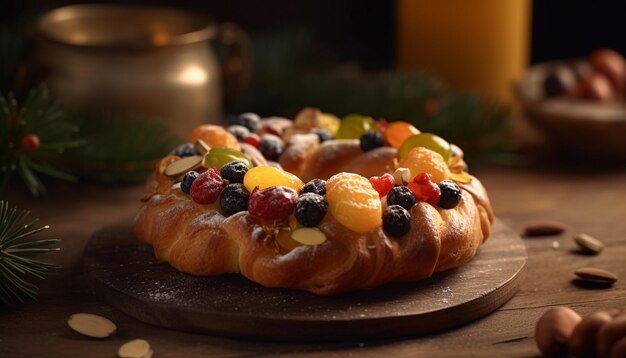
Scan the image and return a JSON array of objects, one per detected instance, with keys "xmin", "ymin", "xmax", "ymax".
[{"xmin": 4, "ymin": 0, "xmax": 626, "ymax": 68}]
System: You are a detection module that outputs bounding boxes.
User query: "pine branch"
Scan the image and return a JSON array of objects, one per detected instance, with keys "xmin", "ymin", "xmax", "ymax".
[
  {"xmin": 0, "ymin": 85, "xmax": 83, "ymax": 196},
  {"xmin": 0, "ymin": 200, "xmax": 60, "ymax": 307}
]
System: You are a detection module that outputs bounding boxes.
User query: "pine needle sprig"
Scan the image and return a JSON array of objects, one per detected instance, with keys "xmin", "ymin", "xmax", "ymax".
[
  {"xmin": 0, "ymin": 85, "xmax": 84, "ymax": 196},
  {"xmin": 0, "ymin": 200, "xmax": 60, "ymax": 307}
]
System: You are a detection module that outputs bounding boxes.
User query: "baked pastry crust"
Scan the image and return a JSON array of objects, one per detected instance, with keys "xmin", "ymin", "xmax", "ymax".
[{"xmin": 135, "ymin": 134, "xmax": 493, "ymax": 295}]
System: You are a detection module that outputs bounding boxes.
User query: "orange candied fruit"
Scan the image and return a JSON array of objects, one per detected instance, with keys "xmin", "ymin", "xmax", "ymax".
[
  {"xmin": 326, "ymin": 172, "xmax": 382, "ymax": 234},
  {"xmin": 188, "ymin": 124, "xmax": 240, "ymax": 151},
  {"xmin": 384, "ymin": 121, "xmax": 420, "ymax": 148},
  {"xmin": 397, "ymin": 147, "xmax": 449, "ymax": 183}
]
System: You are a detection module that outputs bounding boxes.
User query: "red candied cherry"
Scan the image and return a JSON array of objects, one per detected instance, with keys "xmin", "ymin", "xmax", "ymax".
[
  {"xmin": 21, "ymin": 134, "xmax": 40, "ymax": 152},
  {"xmin": 262, "ymin": 123, "xmax": 283, "ymax": 137},
  {"xmin": 369, "ymin": 173, "xmax": 395, "ymax": 197},
  {"xmin": 408, "ymin": 172, "xmax": 441, "ymax": 206},
  {"xmin": 190, "ymin": 167, "xmax": 226, "ymax": 204},
  {"xmin": 248, "ymin": 186, "xmax": 298, "ymax": 220},
  {"xmin": 243, "ymin": 133, "xmax": 261, "ymax": 148}
]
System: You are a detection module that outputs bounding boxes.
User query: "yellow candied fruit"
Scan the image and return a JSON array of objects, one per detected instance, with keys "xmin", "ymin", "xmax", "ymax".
[
  {"xmin": 188, "ymin": 124, "xmax": 240, "ymax": 151},
  {"xmin": 397, "ymin": 147, "xmax": 449, "ymax": 183},
  {"xmin": 243, "ymin": 166, "xmax": 304, "ymax": 193},
  {"xmin": 326, "ymin": 172, "xmax": 382, "ymax": 234}
]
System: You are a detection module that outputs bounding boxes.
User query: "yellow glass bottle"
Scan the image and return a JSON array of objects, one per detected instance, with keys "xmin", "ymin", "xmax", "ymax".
[{"xmin": 396, "ymin": 0, "xmax": 532, "ymax": 104}]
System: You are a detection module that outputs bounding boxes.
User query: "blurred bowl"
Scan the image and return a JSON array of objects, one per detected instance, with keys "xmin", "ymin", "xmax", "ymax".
[{"xmin": 516, "ymin": 61, "xmax": 626, "ymax": 158}]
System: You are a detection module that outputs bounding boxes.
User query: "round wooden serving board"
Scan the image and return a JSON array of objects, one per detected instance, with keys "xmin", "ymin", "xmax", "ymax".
[{"xmin": 84, "ymin": 219, "xmax": 526, "ymax": 342}]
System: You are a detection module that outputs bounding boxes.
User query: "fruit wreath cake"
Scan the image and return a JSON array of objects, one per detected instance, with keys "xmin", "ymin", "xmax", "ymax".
[{"xmin": 134, "ymin": 108, "xmax": 494, "ymax": 295}]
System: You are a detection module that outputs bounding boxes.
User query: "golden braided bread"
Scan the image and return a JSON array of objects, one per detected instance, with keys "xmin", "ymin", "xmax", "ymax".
[{"xmin": 134, "ymin": 138, "xmax": 493, "ymax": 295}]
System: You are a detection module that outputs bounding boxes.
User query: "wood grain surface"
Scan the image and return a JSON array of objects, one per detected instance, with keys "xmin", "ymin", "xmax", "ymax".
[
  {"xmin": 2, "ymin": 166, "xmax": 626, "ymax": 357},
  {"xmin": 82, "ymin": 219, "xmax": 526, "ymax": 341}
]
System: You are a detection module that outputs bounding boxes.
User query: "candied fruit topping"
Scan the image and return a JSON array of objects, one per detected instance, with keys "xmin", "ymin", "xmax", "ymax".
[
  {"xmin": 326, "ymin": 172, "xmax": 382, "ymax": 233},
  {"xmin": 190, "ymin": 168, "xmax": 226, "ymax": 205},
  {"xmin": 259, "ymin": 134, "xmax": 284, "ymax": 161},
  {"xmin": 181, "ymin": 171, "xmax": 199, "ymax": 194},
  {"xmin": 408, "ymin": 173, "xmax": 441, "ymax": 206},
  {"xmin": 227, "ymin": 112, "xmax": 261, "ymax": 132},
  {"xmin": 397, "ymin": 133, "xmax": 451, "ymax": 163},
  {"xmin": 248, "ymin": 186, "xmax": 298, "ymax": 220},
  {"xmin": 335, "ymin": 114, "xmax": 377, "ymax": 139},
  {"xmin": 384, "ymin": 121, "xmax": 420, "ymax": 148},
  {"xmin": 220, "ymin": 183, "xmax": 249, "ymax": 215},
  {"xmin": 397, "ymin": 147, "xmax": 449, "ymax": 183},
  {"xmin": 203, "ymin": 148, "xmax": 252, "ymax": 171},
  {"xmin": 369, "ymin": 173, "xmax": 395, "ymax": 197},
  {"xmin": 170, "ymin": 143, "xmax": 198, "ymax": 157},
  {"xmin": 243, "ymin": 166, "xmax": 303, "ymax": 192},
  {"xmin": 437, "ymin": 180, "xmax": 462, "ymax": 209},
  {"xmin": 243, "ymin": 133, "xmax": 261, "ymax": 148},
  {"xmin": 294, "ymin": 193, "xmax": 328, "ymax": 227},
  {"xmin": 227, "ymin": 125, "xmax": 250, "ymax": 142},
  {"xmin": 383, "ymin": 205, "xmax": 412, "ymax": 237},
  {"xmin": 188, "ymin": 124, "xmax": 240, "ymax": 151},
  {"xmin": 220, "ymin": 161, "xmax": 249, "ymax": 184},
  {"xmin": 301, "ymin": 178, "xmax": 327, "ymax": 196},
  {"xmin": 359, "ymin": 131, "xmax": 385, "ymax": 152},
  {"xmin": 387, "ymin": 186, "xmax": 415, "ymax": 210},
  {"xmin": 311, "ymin": 128, "xmax": 333, "ymax": 143}
]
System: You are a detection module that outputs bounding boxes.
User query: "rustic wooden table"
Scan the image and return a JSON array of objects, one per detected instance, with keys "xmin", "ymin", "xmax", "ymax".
[{"xmin": 1, "ymin": 165, "xmax": 625, "ymax": 357}]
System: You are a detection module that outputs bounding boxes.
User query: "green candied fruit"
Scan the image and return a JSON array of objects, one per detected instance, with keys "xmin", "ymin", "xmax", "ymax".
[
  {"xmin": 397, "ymin": 133, "xmax": 452, "ymax": 163},
  {"xmin": 334, "ymin": 114, "xmax": 377, "ymax": 140},
  {"xmin": 203, "ymin": 148, "xmax": 252, "ymax": 170}
]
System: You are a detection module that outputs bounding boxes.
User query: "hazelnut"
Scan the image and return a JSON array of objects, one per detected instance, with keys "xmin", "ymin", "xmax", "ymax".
[{"xmin": 535, "ymin": 307, "xmax": 582, "ymax": 357}]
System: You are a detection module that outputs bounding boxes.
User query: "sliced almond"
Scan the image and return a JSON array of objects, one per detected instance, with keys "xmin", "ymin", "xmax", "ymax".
[
  {"xmin": 291, "ymin": 227, "xmax": 327, "ymax": 246},
  {"xmin": 67, "ymin": 313, "xmax": 117, "ymax": 338},
  {"xmin": 142, "ymin": 350, "xmax": 154, "ymax": 358},
  {"xmin": 574, "ymin": 267, "xmax": 618, "ymax": 285},
  {"xmin": 163, "ymin": 155, "xmax": 203, "ymax": 178},
  {"xmin": 392, "ymin": 167, "xmax": 411, "ymax": 186},
  {"xmin": 523, "ymin": 222, "xmax": 566, "ymax": 237},
  {"xmin": 194, "ymin": 139, "xmax": 211, "ymax": 155},
  {"xmin": 573, "ymin": 233, "xmax": 604, "ymax": 254},
  {"xmin": 275, "ymin": 228, "xmax": 301, "ymax": 251},
  {"xmin": 118, "ymin": 339, "xmax": 151, "ymax": 358}
]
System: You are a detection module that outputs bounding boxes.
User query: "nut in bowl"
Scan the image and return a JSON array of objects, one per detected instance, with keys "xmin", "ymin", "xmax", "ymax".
[{"xmin": 515, "ymin": 48, "xmax": 626, "ymax": 159}]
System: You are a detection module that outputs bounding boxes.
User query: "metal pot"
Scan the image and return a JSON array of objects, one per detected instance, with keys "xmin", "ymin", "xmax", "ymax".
[{"xmin": 34, "ymin": 4, "xmax": 250, "ymax": 139}]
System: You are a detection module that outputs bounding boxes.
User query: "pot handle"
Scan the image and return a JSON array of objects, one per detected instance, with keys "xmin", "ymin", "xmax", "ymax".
[{"xmin": 218, "ymin": 22, "xmax": 252, "ymax": 111}]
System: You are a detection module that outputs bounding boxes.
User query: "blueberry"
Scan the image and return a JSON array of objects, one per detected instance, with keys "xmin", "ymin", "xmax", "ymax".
[
  {"xmin": 227, "ymin": 112, "xmax": 261, "ymax": 132},
  {"xmin": 227, "ymin": 125, "xmax": 250, "ymax": 142},
  {"xmin": 220, "ymin": 183, "xmax": 249, "ymax": 216},
  {"xmin": 383, "ymin": 205, "xmax": 411, "ymax": 237},
  {"xmin": 220, "ymin": 161, "xmax": 249, "ymax": 184},
  {"xmin": 181, "ymin": 171, "xmax": 199, "ymax": 194},
  {"xmin": 295, "ymin": 193, "xmax": 328, "ymax": 227},
  {"xmin": 387, "ymin": 186, "xmax": 415, "ymax": 211},
  {"xmin": 359, "ymin": 131, "xmax": 384, "ymax": 152},
  {"xmin": 170, "ymin": 143, "xmax": 198, "ymax": 157},
  {"xmin": 437, "ymin": 180, "xmax": 462, "ymax": 209},
  {"xmin": 301, "ymin": 179, "xmax": 327, "ymax": 196},
  {"xmin": 259, "ymin": 134, "xmax": 284, "ymax": 161},
  {"xmin": 311, "ymin": 128, "xmax": 333, "ymax": 143}
]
